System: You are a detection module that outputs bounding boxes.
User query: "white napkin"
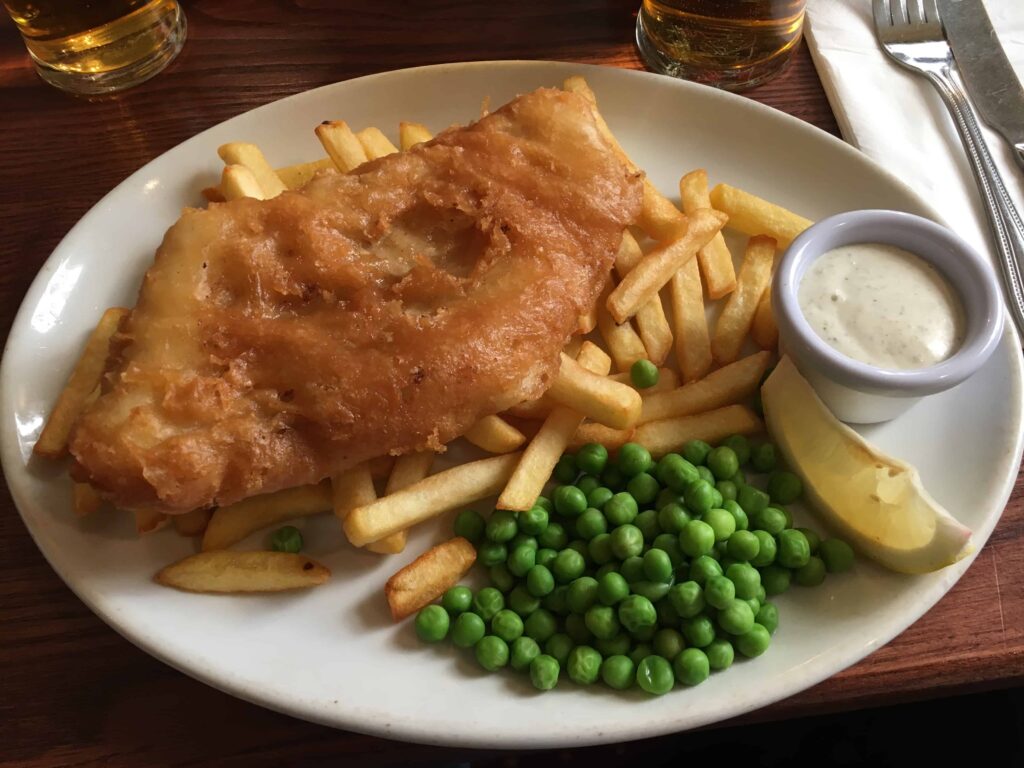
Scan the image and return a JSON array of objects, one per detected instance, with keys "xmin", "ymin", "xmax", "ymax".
[{"xmin": 804, "ymin": 0, "xmax": 1024, "ymax": 267}]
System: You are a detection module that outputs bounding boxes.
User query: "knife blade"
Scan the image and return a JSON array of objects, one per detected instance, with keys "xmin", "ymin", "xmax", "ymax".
[{"xmin": 938, "ymin": 0, "xmax": 1024, "ymax": 172}]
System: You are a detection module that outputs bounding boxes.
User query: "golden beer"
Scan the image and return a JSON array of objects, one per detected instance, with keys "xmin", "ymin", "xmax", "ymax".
[
  {"xmin": 636, "ymin": 0, "xmax": 805, "ymax": 91},
  {"xmin": 2, "ymin": 0, "xmax": 185, "ymax": 94}
]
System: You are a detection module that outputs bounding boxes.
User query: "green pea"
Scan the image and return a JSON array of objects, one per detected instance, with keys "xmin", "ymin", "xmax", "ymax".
[
  {"xmin": 566, "ymin": 539, "xmax": 590, "ymax": 564},
  {"xmin": 755, "ymin": 602, "xmax": 779, "ymax": 635},
  {"xmin": 684, "ymin": 480, "xmax": 716, "ymax": 516},
  {"xmin": 630, "ymin": 359, "xmax": 660, "ymax": 389},
  {"xmin": 681, "ymin": 439, "xmax": 712, "ymax": 466},
  {"xmin": 705, "ymin": 637, "xmax": 735, "ymax": 670},
  {"xmin": 507, "ymin": 585, "xmax": 540, "ymax": 617},
  {"xmin": 492, "ymin": 609, "xmax": 525, "ymax": 642},
  {"xmin": 451, "ymin": 611, "xmax": 486, "ymax": 648},
  {"xmin": 795, "ymin": 556, "xmax": 827, "ymax": 587},
  {"xmin": 669, "ymin": 581, "xmax": 705, "ymax": 618},
  {"xmin": 738, "ymin": 485, "xmax": 770, "ymax": 516},
  {"xmin": 750, "ymin": 530, "xmax": 777, "ymax": 566},
  {"xmin": 750, "ymin": 442, "xmax": 776, "ymax": 473},
  {"xmin": 554, "ymin": 485, "xmax": 588, "ymax": 517},
  {"xmin": 656, "ymin": 487, "xmax": 686, "ymax": 511},
  {"xmin": 688, "ymin": 554, "xmax": 723, "ymax": 586},
  {"xmin": 717, "ymin": 598, "xmax": 755, "ymax": 635},
  {"xmin": 601, "ymin": 463, "xmax": 626, "ymax": 491},
  {"xmin": 732, "ymin": 468, "xmax": 747, "ymax": 486},
  {"xmin": 507, "ymin": 544, "xmax": 536, "ymax": 577},
  {"xmin": 542, "ymin": 585, "xmax": 569, "ymax": 615},
  {"xmin": 726, "ymin": 530, "xmax": 760, "ymax": 562},
  {"xmin": 656, "ymin": 595, "xmax": 681, "ymax": 627},
  {"xmin": 535, "ymin": 547, "xmax": 558, "ymax": 569},
  {"xmin": 587, "ymin": 486, "xmax": 614, "ymax": 510},
  {"xmin": 634, "ymin": 509, "xmax": 661, "ymax": 542},
  {"xmin": 566, "ymin": 576, "xmax": 599, "ymax": 614},
  {"xmin": 627, "ymin": 472, "xmax": 660, "ymax": 505},
  {"xmin": 553, "ymin": 454, "xmax": 578, "ymax": 485},
  {"xmin": 592, "ymin": 563, "xmax": 616, "ymax": 581},
  {"xmin": 674, "ymin": 647, "xmax": 710, "ymax": 686},
  {"xmin": 524, "ymin": 565, "xmax": 554, "ymax": 598},
  {"xmin": 618, "ymin": 594, "xmax": 657, "ymax": 633},
  {"xmin": 620, "ymin": 555, "xmax": 645, "ymax": 583},
  {"xmin": 643, "ymin": 548, "xmax": 674, "ymax": 583},
  {"xmin": 725, "ymin": 562, "xmax": 761, "ymax": 599},
  {"xmin": 524, "ymin": 608, "xmax": 558, "ymax": 642},
  {"xmin": 716, "ymin": 480, "xmax": 738, "ymax": 503},
  {"xmin": 723, "ymin": 499, "xmax": 749, "ymax": 531},
  {"xmin": 475, "ymin": 635, "xmax": 510, "ymax": 671},
  {"xmin": 795, "ymin": 527, "xmax": 821, "ymax": 555},
  {"xmin": 767, "ymin": 470, "xmax": 803, "ymax": 504},
  {"xmin": 453, "ymin": 510, "xmax": 486, "ymax": 543},
  {"xmin": 657, "ymin": 453, "xmax": 700, "ymax": 492},
  {"xmin": 414, "ymin": 604, "xmax": 449, "ymax": 642},
  {"xmin": 679, "ymin": 520, "xmax": 716, "ymax": 558},
  {"xmin": 703, "ymin": 507, "xmax": 737, "ymax": 542},
  {"xmin": 696, "ymin": 465, "xmax": 716, "ymax": 485},
  {"xmin": 545, "ymin": 633, "xmax": 574, "ymax": 665},
  {"xmin": 510, "ymin": 636, "xmax": 541, "ymax": 672},
  {"xmin": 636, "ymin": 655, "xmax": 675, "ymax": 695},
  {"xmin": 576, "ymin": 475, "xmax": 601, "ymax": 496},
  {"xmin": 576, "ymin": 442, "xmax": 609, "ymax": 476},
  {"xmin": 653, "ymin": 628, "xmax": 685, "ymax": 660},
  {"xmin": 819, "ymin": 538, "xmax": 856, "ymax": 573},
  {"xmin": 756, "ymin": 584, "xmax": 767, "ymax": 603},
  {"xmin": 485, "ymin": 510, "xmax": 518, "ymax": 543},
  {"xmin": 617, "ymin": 442, "xmax": 653, "ymax": 478},
  {"xmin": 777, "ymin": 529, "xmax": 811, "ymax": 568},
  {"xmin": 707, "ymin": 446, "xmax": 739, "ymax": 480},
  {"xmin": 584, "ymin": 605, "xmax": 621, "ymax": 640},
  {"xmin": 601, "ymin": 655, "xmax": 635, "ymax": 690},
  {"xmin": 752, "ymin": 506, "xmax": 787, "ymax": 535},
  {"xmin": 651, "ymin": 534, "xmax": 684, "ymax": 568},
  {"xmin": 568, "ymin": 645, "xmax": 603, "ymax": 685},
  {"xmin": 722, "ymin": 435, "xmax": 751, "ymax": 465},
  {"xmin": 760, "ymin": 564, "xmax": 791, "ymax": 596},
  {"xmin": 517, "ymin": 506, "xmax": 549, "ymax": 536},
  {"xmin": 575, "ymin": 507, "xmax": 607, "ymax": 540},
  {"xmin": 735, "ymin": 623, "xmax": 771, "ymax": 658},
  {"xmin": 704, "ymin": 574, "xmax": 736, "ymax": 610},
  {"xmin": 588, "ymin": 533, "xmax": 614, "ymax": 565},
  {"xmin": 610, "ymin": 524, "xmax": 644, "ymax": 559},
  {"xmin": 553, "ymin": 548, "xmax": 586, "ymax": 583},
  {"xmin": 719, "ymin": 556, "xmax": 738, "ymax": 572},
  {"xmin": 442, "ymin": 585, "xmax": 473, "ymax": 615},
  {"xmin": 509, "ymin": 534, "xmax": 538, "ymax": 552},
  {"xmin": 270, "ymin": 525, "xmax": 303, "ymax": 553},
  {"xmin": 658, "ymin": 503, "xmax": 690, "ymax": 534},
  {"xmin": 604, "ymin": 492, "xmax": 639, "ymax": 526},
  {"xmin": 565, "ymin": 613, "xmax": 593, "ymax": 644},
  {"xmin": 628, "ymin": 643, "xmax": 653, "ymax": 666},
  {"xmin": 631, "ymin": 580, "xmax": 673, "ymax": 602},
  {"xmin": 530, "ymin": 654, "xmax": 560, "ymax": 690},
  {"xmin": 633, "ymin": 624, "xmax": 657, "ymax": 645},
  {"xmin": 534, "ymin": 496, "xmax": 554, "ymax": 513},
  {"xmin": 742, "ymin": 596, "xmax": 761, "ymax": 616},
  {"xmin": 538, "ymin": 522, "xmax": 568, "ymax": 550},
  {"xmin": 681, "ymin": 614, "xmax": 716, "ymax": 648},
  {"xmin": 597, "ymin": 571, "xmax": 630, "ymax": 605},
  {"xmin": 489, "ymin": 563, "xmax": 516, "ymax": 592},
  {"xmin": 595, "ymin": 632, "xmax": 632, "ymax": 657},
  {"xmin": 473, "ymin": 587, "xmax": 505, "ymax": 620}
]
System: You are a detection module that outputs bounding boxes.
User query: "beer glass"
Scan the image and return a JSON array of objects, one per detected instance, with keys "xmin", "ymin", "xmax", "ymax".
[
  {"xmin": 636, "ymin": 0, "xmax": 806, "ymax": 91},
  {"xmin": 2, "ymin": 0, "xmax": 186, "ymax": 95}
]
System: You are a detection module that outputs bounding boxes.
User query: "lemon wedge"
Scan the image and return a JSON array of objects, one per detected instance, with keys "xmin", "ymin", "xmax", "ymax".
[{"xmin": 761, "ymin": 356, "xmax": 972, "ymax": 574}]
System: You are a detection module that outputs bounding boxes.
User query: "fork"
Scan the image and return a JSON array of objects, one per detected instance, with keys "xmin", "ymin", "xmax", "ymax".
[{"xmin": 873, "ymin": 0, "xmax": 1024, "ymax": 340}]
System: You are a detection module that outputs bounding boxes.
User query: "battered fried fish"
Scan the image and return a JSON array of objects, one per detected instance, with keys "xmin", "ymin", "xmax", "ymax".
[{"xmin": 69, "ymin": 88, "xmax": 643, "ymax": 514}]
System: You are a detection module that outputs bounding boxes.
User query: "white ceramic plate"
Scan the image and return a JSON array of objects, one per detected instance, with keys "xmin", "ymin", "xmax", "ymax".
[{"xmin": 2, "ymin": 61, "xmax": 1022, "ymax": 748}]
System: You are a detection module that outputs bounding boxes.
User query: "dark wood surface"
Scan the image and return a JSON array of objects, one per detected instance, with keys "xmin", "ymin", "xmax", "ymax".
[{"xmin": 1, "ymin": 2, "xmax": 1021, "ymax": 765}]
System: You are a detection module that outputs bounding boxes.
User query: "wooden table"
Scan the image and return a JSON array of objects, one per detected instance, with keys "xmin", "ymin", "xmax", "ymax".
[{"xmin": 1, "ymin": 2, "xmax": 1021, "ymax": 765}]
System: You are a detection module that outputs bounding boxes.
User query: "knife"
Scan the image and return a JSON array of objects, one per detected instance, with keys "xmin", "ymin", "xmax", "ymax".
[{"xmin": 938, "ymin": 0, "xmax": 1024, "ymax": 173}]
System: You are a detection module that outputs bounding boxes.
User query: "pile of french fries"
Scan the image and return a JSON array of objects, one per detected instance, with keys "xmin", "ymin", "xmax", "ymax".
[{"xmin": 35, "ymin": 76, "xmax": 814, "ymax": 619}]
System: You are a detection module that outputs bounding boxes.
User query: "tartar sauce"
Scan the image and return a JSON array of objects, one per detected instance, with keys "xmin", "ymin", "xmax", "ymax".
[{"xmin": 797, "ymin": 243, "xmax": 965, "ymax": 370}]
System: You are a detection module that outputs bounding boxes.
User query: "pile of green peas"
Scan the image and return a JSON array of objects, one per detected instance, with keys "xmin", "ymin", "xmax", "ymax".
[{"xmin": 413, "ymin": 436, "xmax": 855, "ymax": 695}]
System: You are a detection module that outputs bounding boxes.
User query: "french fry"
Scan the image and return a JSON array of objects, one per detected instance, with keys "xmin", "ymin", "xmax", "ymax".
[
  {"xmin": 506, "ymin": 397, "xmax": 556, "ymax": 421},
  {"xmin": 606, "ymin": 209, "xmax": 728, "ymax": 324},
  {"xmin": 332, "ymin": 462, "xmax": 376, "ymax": 520},
  {"xmin": 464, "ymin": 415, "xmax": 527, "ymax": 454},
  {"xmin": 669, "ymin": 256, "xmax": 713, "ymax": 382},
  {"xmin": 569, "ymin": 422, "xmax": 635, "ymax": 451},
  {"xmin": 497, "ymin": 342, "xmax": 611, "ymax": 511},
  {"xmin": 275, "ymin": 157, "xmax": 334, "ymax": 189},
  {"xmin": 156, "ymin": 551, "xmax": 330, "ymax": 594},
  {"xmin": 679, "ymin": 170, "xmax": 737, "ymax": 299},
  {"xmin": 202, "ymin": 186, "xmax": 226, "ymax": 203},
  {"xmin": 173, "ymin": 508, "xmax": 213, "ymax": 537},
  {"xmin": 615, "ymin": 232, "xmax": 673, "ymax": 365},
  {"xmin": 577, "ymin": 307, "xmax": 598, "ymax": 335},
  {"xmin": 344, "ymin": 452, "xmax": 522, "ymax": 546},
  {"xmin": 356, "ymin": 127, "xmax": 399, "ymax": 160},
  {"xmin": 34, "ymin": 307, "xmax": 128, "ymax": 458},
  {"xmin": 751, "ymin": 290, "xmax": 778, "ymax": 349},
  {"xmin": 202, "ymin": 482, "xmax": 332, "ymax": 551},
  {"xmin": 368, "ymin": 450, "xmax": 436, "ymax": 555},
  {"xmin": 384, "ymin": 537, "xmax": 476, "ymax": 620},
  {"xmin": 399, "ymin": 121, "xmax": 433, "ymax": 150},
  {"xmin": 547, "ymin": 352, "xmax": 642, "ymax": 429},
  {"xmin": 709, "ymin": 184, "xmax": 812, "ymax": 249},
  {"xmin": 712, "ymin": 236, "xmax": 776, "ymax": 364},
  {"xmin": 561, "ymin": 76, "xmax": 688, "ymax": 242},
  {"xmin": 634, "ymin": 405, "xmax": 764, "ymax": 458},
  {"xmin": 216, "ymin": 142, "xmax": 287, "ymax": 198},
  {"xmin": 134, "ymin": 508, "xmax": 167, "ymax": 535},
  {"xmin": 609, "ymin": 367, "xmax": 680, "ymax": 393},
  {"xmin": 72, "ymin": 483, "xmax": 102, "ymax": 517},
  {"xmin": 220, "ymin": 165, "xmax": 265, "ymax": 201},
  {"xmin": 597, "ymin": 284, "xmax": 647, "ymax": 372},
  {"xmin": 316, "ymin": 120, "xmax": 369, "ymax": 172},
  {"xmin": 640, "ymin": 351, "xmax": 772, "ymax": 424},
  {"xmin": 368, "ymin": 455, "xmax": 396, "ymax": 481},
  {"xmin": 564, "ymin": 336, "xmax": 584, "ymax": 359}
]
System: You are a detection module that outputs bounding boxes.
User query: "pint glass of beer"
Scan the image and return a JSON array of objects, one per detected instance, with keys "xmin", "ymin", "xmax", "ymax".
[
  {"xmin": 636, "ymin": 0, "xmax": 805, "ymax": 91},
  {"xmin": 2, "ymin": 0, "xmax": 186, "ymax": 95}
]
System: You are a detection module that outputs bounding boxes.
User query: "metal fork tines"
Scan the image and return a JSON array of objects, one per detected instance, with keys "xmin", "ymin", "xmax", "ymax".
[{"xmin": 873, "ymin": 0, "xmax": 1024, "ymax": 340}]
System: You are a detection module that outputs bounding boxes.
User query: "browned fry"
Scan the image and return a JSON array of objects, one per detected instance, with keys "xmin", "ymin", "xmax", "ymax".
[
  {"xmin": 72, "ymin": 483, "xmax": 102, "ymax": 517},
  {"xmin": 709, "ymin": 184, "xmax": 812, "ymax": 249},
  {"xmin": 202, "ymin": 186, "xmax": 226, "ymax": 203},
  {"xmin": 569, "ymin": 422, "xmax": 635, "ymax": 451},
  {"xmin": 634, "ymin": 405, "xmax": 764, "ymax": 458},
  {"xmin": 35, "ymin": 307, "xmax": 128, "ymax": 459},
  {"xmin": 640, "ymin": 351, "xmax": 772, "ymax": 424},
  {"xmin": 615, "ymin": 232, "xmax": 673, "ymax": 364},
  {"xmin": 596, "ymin": 280, "xmax": 647, "ymax": 372},
  {"xmin": 385, "ymin": 537, "xmax": 476, "ymax": 620},
  {"xmin": 202, "ymin": 482, "xmax": 332, "ymax": 551},
  {"xmin": 464, "ymin": 415, "xmax": 527, "ymax": 453},
  {"xmin": 134, "ymin": 508, "xmax": 167, "ymax": 535},
  {"xmin": 399, "ymin": 121, "xmax": 433, "ymax": 150},
  {"xmin": 679, "ymin": 170, "xmax": 737, "ymax": 299},
  {"xmin": 577, "ymin": 307, "xmax": 598, "ymax": 335},
  {"xmin": 316, "ymin": 120, "xmax": 369, "ymax": 172},
  {"xmin": 173, "ymin": 508, "xmax": 213, "ymax": 537},
  {"xmin": 547, "ymin": 352, "xmax": 642, "ymax": 429},
  {"xmin": 156, "ymin": 551, "xmax": 330, "ymax": 594},
  {"xmin": 608, "ymin": 367, "xmax": 680, "ymax": 393},
  {"xmin": 669, "ymin": 256, "xmax": 713, "ymax": 383},
  {"xmin": 712, "ymin": 236, "xmax": 776, "ymax": 364},
  {"xmin": 606, "ymin": 209, "xmax": 727, "ymax": 324},
  {"xmin": 751, "ymin": 290, "xmax": 778, "ymax": 349},
  {"xmin": 217, "ymin": 142, "xmax": 287, "ymax": 198}
]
